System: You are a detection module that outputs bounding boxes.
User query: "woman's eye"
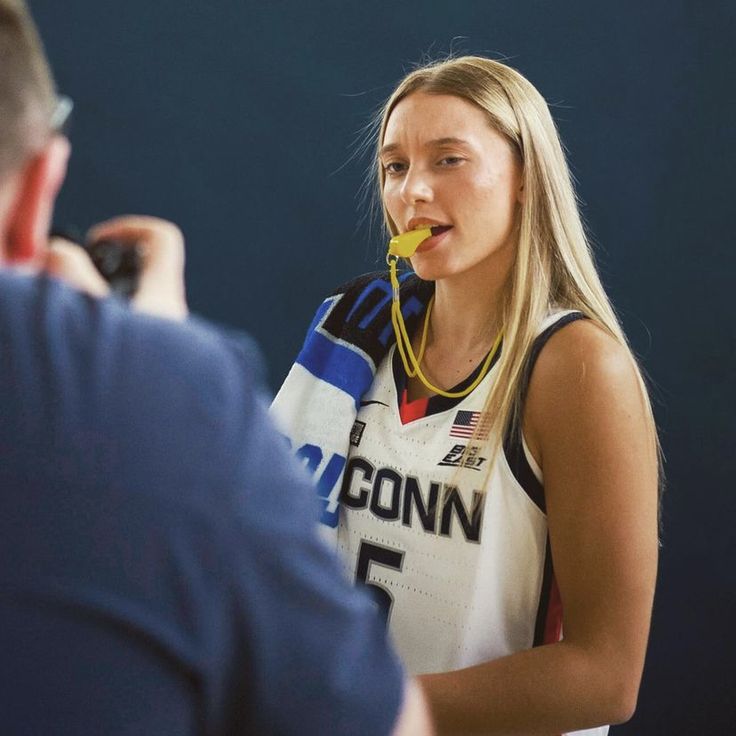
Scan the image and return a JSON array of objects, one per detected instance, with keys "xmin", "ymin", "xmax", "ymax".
[
  {"xmin": 438, "ymin": 156, "xmax": 464, "ymax": 166},
  {"xmin": 384, "ymin": 161, "xmax": 407, "ymax": 175}
]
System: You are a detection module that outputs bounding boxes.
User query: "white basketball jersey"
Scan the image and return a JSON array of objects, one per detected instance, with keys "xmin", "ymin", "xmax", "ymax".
[{"xmin": 336, "ymin": 309, "xmax": 608, "ymax": 736}]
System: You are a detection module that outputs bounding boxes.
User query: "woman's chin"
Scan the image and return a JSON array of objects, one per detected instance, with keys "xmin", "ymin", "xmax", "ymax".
[{"xmin": 409, "ymin": 257, "xmax": 454, "ymax": 282}]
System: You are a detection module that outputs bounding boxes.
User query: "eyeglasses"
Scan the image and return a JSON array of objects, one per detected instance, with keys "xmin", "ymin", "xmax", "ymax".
[{"xmin": 50, "ymin": 95, "xmax": 74, "ymax": 137}]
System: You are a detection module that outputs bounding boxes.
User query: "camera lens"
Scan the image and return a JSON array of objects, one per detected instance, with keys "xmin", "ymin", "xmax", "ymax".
[{"xmin": 87, "ymin": 239, "xmax": 142, "ymax": 298}]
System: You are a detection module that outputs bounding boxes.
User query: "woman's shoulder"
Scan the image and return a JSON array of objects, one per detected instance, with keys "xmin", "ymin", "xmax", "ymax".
[
  {"xmin": 525, "ymin": 318, "xmax": 644, "ymax": 435},
  {"xmin": 523, "ymin": 317, "xmax": 650, "ymax": 471},
  {"xmin": 327, "ymin": 270, "xmax": 428, "ymax": 300},
  {"xmin": 533, "ymin": 318, "xmax": 635, "ymax": 387},
  {"xmin": 328, "ymin": 270, "xmax": 389, "ymax": 298},
  {"xmin": 300, "ymin": 271, "xmax": 432, "ymax": 363},
  {"xmin": 313, "ymin": 271, "xmax": 432, "ymax": 326}
]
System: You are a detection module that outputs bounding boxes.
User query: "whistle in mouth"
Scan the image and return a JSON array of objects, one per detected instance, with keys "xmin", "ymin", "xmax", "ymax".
[{"xmin": 388, "ymin": 227, "xmax": 433, "ymax": 258}]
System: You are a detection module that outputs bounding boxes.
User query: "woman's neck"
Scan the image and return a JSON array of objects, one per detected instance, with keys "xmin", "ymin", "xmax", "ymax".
[
  {"xmin": 404, "ymin": 253, "xmax": 512, "ymax": 401},
  {"xmin": 429, "ymin": 255, "xmax": 510, "ymax": 354}
]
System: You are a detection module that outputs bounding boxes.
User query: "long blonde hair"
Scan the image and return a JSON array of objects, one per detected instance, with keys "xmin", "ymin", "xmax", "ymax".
[{"xmin": 374, "ymin": 56, "xmax": 660, "ymax": 469}]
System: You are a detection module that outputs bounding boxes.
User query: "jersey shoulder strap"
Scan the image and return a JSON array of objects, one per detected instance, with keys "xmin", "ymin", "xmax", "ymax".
[{"xmin": 503, "ymin": 310, "xmax": 587, "ymax": 512}]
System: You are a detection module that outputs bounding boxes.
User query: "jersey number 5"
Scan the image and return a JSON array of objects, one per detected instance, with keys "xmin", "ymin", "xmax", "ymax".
[{"xmin": 355, "ymin": 541, "xmax": 405, "ymax": 626}]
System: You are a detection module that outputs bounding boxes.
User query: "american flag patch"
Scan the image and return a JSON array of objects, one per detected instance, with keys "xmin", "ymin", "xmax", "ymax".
[{"xmin": 449, "ymin": 410, "xmax": 490, "ymax": 439}]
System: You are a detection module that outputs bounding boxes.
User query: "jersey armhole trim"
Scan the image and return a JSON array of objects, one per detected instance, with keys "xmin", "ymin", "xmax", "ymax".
[
  {"xmin": 521, "ymin": 434, "xmax": 543, "ymax": 483},
  {"xmin": 502, "ymin": 310, "xmax": 586, "ymax": 514}
]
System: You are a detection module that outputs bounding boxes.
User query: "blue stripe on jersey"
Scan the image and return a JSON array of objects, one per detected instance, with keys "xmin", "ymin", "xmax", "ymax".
[
  {"xmin": 297, "ymin": 297, "xmax": 376, "ymax": 406},
  {"xmin": 297, "ymin": 273, "xmax": 424, "ymax": 408}
]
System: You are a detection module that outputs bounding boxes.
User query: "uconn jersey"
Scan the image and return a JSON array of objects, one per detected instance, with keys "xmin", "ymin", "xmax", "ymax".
[{"xmin": 337, "ymin": 309, "xmax": 608, "ymax": 736}]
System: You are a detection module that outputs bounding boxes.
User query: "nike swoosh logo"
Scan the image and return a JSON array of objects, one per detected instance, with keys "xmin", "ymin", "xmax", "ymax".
[{"xmin": 360, "ymin": 400, "xmax": 389, "ymax": 408}]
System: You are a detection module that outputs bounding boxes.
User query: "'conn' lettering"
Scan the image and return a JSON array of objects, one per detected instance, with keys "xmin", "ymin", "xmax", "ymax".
[{"xmin": 339, "ymin": 457, "xmax": 484, "ymax": 543}]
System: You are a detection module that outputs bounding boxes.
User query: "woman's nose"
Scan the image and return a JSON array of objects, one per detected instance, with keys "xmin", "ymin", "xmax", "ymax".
[{"xmin": 400, "ymin": 166, "xmax": 434, "ymax": 205}]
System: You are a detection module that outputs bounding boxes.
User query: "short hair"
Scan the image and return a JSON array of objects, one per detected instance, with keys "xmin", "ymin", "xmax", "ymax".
[{"xmin": 0, "ymin": 0, "xmax": 57, "ymax": 177}]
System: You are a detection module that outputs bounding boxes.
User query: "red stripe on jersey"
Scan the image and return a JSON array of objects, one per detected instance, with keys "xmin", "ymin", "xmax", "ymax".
[
  {"xmin": 543, "ymin": 575, "xmax": 564, "ymax": 644},
  {"xmin": 399, "ymin": 388, "xmax": 430, "ymax": 425}
]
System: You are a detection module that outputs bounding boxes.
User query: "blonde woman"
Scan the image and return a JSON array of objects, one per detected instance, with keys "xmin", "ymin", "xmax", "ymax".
[{"xmin": 273, "ymin": 56, "xmax": 659, "ymax": 736}]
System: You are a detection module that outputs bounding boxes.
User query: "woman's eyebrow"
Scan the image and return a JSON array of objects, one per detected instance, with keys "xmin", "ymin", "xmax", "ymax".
[
  {"xmin": 429, "ymin": 137, "xmax": 471, "ymax": 148},
  {"xmin": 379, "ymin": 142, "xmax": 401, "ymax": 157},
  {"xmin": 379, "ymin": 137, "xmax": 471, "ymax": 157}
]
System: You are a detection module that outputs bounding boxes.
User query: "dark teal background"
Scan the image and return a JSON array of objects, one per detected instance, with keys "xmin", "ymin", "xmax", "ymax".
[{"xmin": 29, "ymin": 0, "xmax": 736, "ymax": 731}]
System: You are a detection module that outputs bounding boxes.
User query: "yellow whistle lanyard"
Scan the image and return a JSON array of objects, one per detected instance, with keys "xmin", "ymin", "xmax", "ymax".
[{"xmin": 388, "ymin": 255, "xmax": 504, "ymax": 400}]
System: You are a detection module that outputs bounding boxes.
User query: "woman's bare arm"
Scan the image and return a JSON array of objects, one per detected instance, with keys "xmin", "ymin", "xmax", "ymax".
[{"xmin": 419, "ymin": 320, "xmax": 659, "ymax": 735}]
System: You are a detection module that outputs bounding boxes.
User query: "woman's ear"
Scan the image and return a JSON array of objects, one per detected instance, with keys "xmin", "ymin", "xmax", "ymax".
[{"xmin": 5, "ymin": 135, "xmax": 70, "ymax": 263}]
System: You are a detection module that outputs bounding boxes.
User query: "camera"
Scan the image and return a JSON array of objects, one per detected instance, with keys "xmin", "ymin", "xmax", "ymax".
[
  {"xmin": 85, "ymin": 239, "xmax": 141, "ymax": 298},
  {"xmin": 50, "ymin": 226, "xmax": 142, "ymax": 298}
]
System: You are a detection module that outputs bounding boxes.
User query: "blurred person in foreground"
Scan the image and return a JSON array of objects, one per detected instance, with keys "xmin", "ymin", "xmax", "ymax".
[{"xmin": 0, "ymin": 1, "xmax": 433, "ymax": 734}]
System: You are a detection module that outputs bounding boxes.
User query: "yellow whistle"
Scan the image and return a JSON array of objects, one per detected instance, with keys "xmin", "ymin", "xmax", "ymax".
[{"xmin": 388, "ymin": 227, "xmax": 432, "ymax": 258}]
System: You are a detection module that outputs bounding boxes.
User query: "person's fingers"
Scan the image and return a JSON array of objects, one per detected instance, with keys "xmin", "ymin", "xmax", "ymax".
[
  {"xmin": 44, "ymin": 238, "xmax": 110, "ymax": 298},
  {"xmin": 87, "ymin": 216, "xmax": 184, "ymax": 261},
  {"xmin": 87, "ymin": 216, "xmax": 188, "ymax": 320}
]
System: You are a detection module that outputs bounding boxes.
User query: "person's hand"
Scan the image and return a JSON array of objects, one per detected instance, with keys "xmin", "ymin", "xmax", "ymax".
[
  {"xmin": 88, "ymin": 216, "xmax": 188, "ymax": 320},
  {"xmin": 44, "ymin": 236, "xmax": 110, "ymax": 298},
  {"xmin": 45, "ymin": 215, "xmax": 188, "ymax": 321}
]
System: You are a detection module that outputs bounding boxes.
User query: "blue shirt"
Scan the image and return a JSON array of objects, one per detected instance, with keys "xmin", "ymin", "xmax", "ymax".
[{"xmin": 0, "ymin": 272, "xmax": 403, "ymax": 735}]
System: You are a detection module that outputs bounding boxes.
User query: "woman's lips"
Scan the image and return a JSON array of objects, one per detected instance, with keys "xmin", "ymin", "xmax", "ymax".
[
  {"xmin": 430, "ymin": 225, "xmax": 452, "ymax": 236},
  {"xmin": 416, "ymin": 226, "xmax": 453, "ymax": 253}
]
